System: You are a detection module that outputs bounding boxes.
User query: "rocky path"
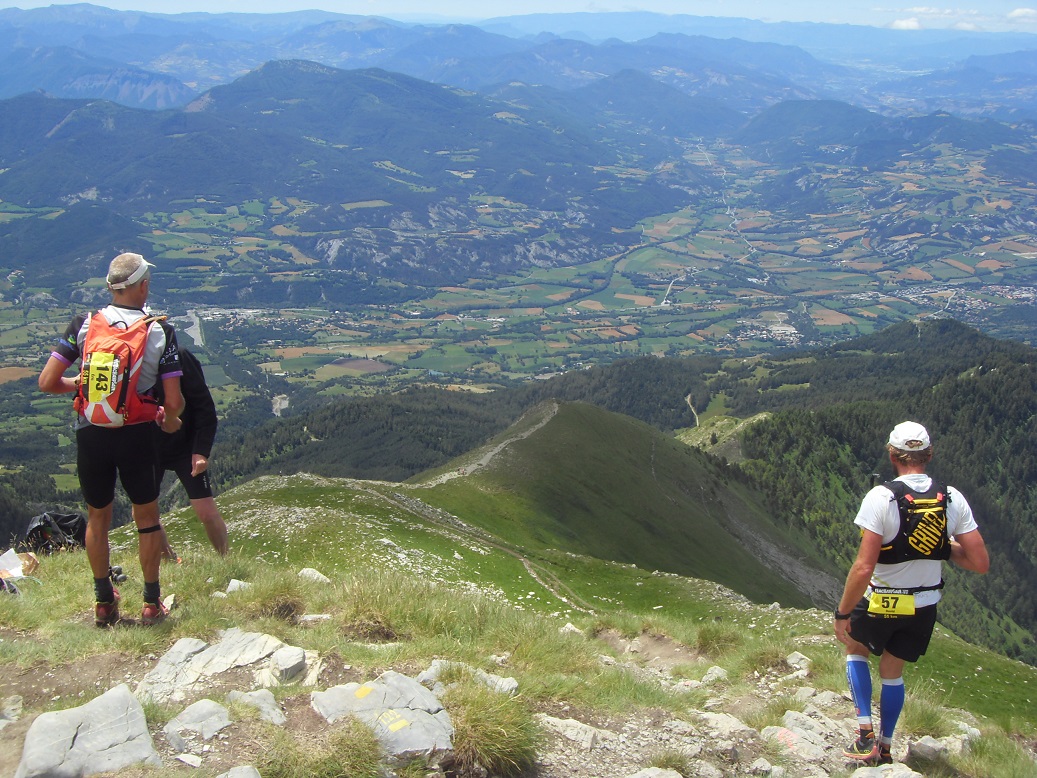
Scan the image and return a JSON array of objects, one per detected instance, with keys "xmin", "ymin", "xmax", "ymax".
[{"xmin": 1, "ymin": 598, "xmax": 999, "ymax": 778}]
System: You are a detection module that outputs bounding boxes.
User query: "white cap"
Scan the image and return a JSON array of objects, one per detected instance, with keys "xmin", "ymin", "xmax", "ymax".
[
  {"xmin": 888, "ymin": 421, "xmax": 931, "ymax": 451},
  {"xmin": 107, "ymin": 252, "xmax": 154, "ymax": 290}
]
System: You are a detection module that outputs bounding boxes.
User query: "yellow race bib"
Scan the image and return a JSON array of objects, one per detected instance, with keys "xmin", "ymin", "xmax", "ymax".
[{"xmin": 868, "ymin": 590, "xmax": 915, "ymax": 617}]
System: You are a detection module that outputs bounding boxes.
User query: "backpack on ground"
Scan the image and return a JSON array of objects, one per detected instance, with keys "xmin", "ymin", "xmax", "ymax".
[
  {"xmin": 73, "ymin": 313, "xmax": 165, "ymax": 427},
  {"xmin": 17, "ymin": 511, "xmax": 87, "ymax": 553}
]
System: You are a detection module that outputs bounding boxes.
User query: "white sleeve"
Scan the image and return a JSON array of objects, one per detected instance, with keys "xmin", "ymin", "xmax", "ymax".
[
  {"xmin": 947, "ymin": 486, "xmax": 979, "ymax": 536},
  {"xmin": 854, "ymin": 485, "xmax": 894, "ymax": 537}
]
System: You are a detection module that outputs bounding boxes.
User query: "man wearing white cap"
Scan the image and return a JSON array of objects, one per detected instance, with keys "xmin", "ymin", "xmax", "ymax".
[
  {"xmin": 39, "ymin": 252, "xmax": 184, "ymax": 627},
  {"xmin": 833, "ymin": 421, "xmax": 989, "ymax": 765}
]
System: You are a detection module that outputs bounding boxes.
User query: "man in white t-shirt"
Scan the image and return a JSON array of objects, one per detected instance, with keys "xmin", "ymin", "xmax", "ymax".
[{"xmin": 833, "ymin": 421, "xmax": 989, "ymax": 766}]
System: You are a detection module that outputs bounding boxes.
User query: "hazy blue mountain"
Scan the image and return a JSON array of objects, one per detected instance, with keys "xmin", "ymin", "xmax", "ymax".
[
  {"xmin": 0, "ymin": 61, "xmax": 697, "ymax": 284},
  {"xmin": 572, "ymin": 69, "xmax": 744, "ymax": 138},
  {"xmin": 5, "ymin": 5, "xmax": 1037, "ymax": 120},
  {"xmin": 0, "ymin": 44, "xmax": 196, "ymax": 108},
  {"xmin": 963, "ymin": 49, "xmax": 1037, "ymax": 75},
  {"xmin": 378, "ymin": 24, "xmax": 536, "ymax": 80},
  {"xmin": 0, "ymin": 3, "xmax": 192, "ymax": 44},
  {"xmin": 0, "ymin": 4, "xmax": 349, "ymax": 43},
  {"xmin": 869, "ymin": 65, "xmax": 1037, "ymax": 120},
  {"xmin": 409, "ymin": 35, "xmax": 815, "ymax": 114},
  {"xmin": 156, "ymin": 9, "xmax": 360, "ymax": 40},
  {"xmin": 480, "ymin": 11, "xmax": 1037, "ymax": 68},
  {"xmin": 734, "ymin": 99, "xmax": 1026, "ymax": 166},
  {"xmin": 269, "ymin": 17, "xmax": 422, "ymax": 69},
  {"xmin": 636, "ymin": 32, "xmax": 844, "ymax": 85}
]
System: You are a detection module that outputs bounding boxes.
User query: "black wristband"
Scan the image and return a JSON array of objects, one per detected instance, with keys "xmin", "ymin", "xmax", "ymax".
[{"xmin": 834, "ymin": 608, "xmax": 852, "ymax": 620}]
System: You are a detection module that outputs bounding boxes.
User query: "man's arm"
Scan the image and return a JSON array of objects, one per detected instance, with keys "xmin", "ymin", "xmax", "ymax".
[
  {"xmin": 38, "ymin": 355, "xmax": 76, "ymax": 394},
  {"xmin": 949, "ymin": 529, "xmax": 989, "ymax": 574},
  {"xmin": 181, "ymin": 352, "xmax": 218, "ymax": 458},
  {"xmin": 159, "ymin": 375, "xmax": 184, "ymax": 433},
  {"xmin": 834, "ymin": 529, "xmax": 882, "ymax": 646},
  {"xmin": 837, "ymin": 529, "xmax": 882, "ymax": 614}
]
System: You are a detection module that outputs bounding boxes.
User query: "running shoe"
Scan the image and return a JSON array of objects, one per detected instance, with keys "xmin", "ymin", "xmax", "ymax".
[
  {"xmin": 843, "ymin": 732, "xmax": 878, "ymax": 762},
  {"xmin": 95, "ymin": 588, "xmax": 121, "ymax": 627},
  {"xmin": 141, "ymin": 599, "xmax": 169, "ymax": 626},
  {"xmin": 876, "ymin": 747, "xmax": 893, "ymax": 765}
]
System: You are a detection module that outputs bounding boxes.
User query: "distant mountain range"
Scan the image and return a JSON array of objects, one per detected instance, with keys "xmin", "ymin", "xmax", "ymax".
[
  {"xmin": 3, "ymin": 42, "xmax": 1036, "ymax": 308},
  {"xmin": 2, "ymin": 4, "xmax": 1037, "ymax": 114}
]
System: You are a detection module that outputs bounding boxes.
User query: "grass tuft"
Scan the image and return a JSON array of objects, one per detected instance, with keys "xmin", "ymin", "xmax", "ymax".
[
  {"xmin": 743, "ymin": 692, "xmax": 805, "ymax": 731},
  {"xmin": 649, "ymin": 747, "xmax": 692, "ymax": 775},
  {"xmin": 443, "ymin": 680, "xmax": 541, "ymax": 776},
  {"xmin": 899, "ymin": 680, "xmax": 955, "ymax": 738},
  {"xmin": 735, "ymin": 638, "xmax": 793, "ymax": 678},
  {"xmin": 951, "ymin": 727, "xmax": 1037, "ymax": 778},
  {"xmin": 694, "ymin": 622, "xmax": 743, "ymax": 658},
  {"xmin": 340, "ymin": 609, "xmax": 399, "ymax": 642},
  {"xmin": 259, "ymin": 718, "xmax": 383, "ymax": 778}
]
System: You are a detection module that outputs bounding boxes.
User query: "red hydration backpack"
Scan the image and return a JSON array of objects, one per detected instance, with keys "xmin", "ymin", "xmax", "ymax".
[{"xmin": 73, "ymin": 313, "xmax": 165, "ymax": 427}]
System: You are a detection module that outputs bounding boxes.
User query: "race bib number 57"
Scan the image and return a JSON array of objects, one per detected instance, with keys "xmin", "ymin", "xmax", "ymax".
[{"xmin": 868, "ymin": 591, "xmax": 915, "ymax": 616}]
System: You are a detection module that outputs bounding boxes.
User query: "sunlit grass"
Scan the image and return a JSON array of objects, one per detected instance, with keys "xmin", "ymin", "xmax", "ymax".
[{"xmin": 1, "ymin": 514, "xmax": 1035, "ymax": 778}]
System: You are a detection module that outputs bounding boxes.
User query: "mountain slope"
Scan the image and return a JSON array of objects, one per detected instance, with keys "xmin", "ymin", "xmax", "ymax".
[
  {"xmin": 410, "ymin": 400, "xmax": 833, "ymax": 608},
  {"xmin": 0, "ymin": 44, "xmax": 195, "ymax": 108},
  {"xmin": 3, "ymin": 468, "xmax": 1036, "ymax": 778}
]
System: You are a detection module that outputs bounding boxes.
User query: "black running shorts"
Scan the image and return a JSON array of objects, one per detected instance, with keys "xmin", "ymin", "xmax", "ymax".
[
  {"xmin": 848, "ymin": 597, "xmax": 938, "ymax": 663},
  {"xmin": 162, "ymin": 452, "xmax": 214, "ymax": 500},
  {"xmin": 76, "ymin": 423, "xmax": 161, "ymax": 508}
]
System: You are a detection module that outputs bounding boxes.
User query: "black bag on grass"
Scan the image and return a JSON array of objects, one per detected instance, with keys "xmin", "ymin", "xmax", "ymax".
[{"xmin": 17, "ymin": 511, "xmax": 87, "ymax": 553}]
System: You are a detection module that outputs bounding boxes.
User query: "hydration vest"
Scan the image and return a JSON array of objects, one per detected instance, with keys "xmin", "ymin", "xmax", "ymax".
[
  {"xmin": 876, "ymin": 480, "xmax": 952, "ymax": 565},
  {"xmin": 73, "ymin": 313, "xmax": 164, "ymax": 427}
]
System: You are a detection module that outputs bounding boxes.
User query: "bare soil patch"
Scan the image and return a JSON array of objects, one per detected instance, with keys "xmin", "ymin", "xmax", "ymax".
[{"xmin": 0, "ymin": 368, "xmax": 34, "ymax": 385}]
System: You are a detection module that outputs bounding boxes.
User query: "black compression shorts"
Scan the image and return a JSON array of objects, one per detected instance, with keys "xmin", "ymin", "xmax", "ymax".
[
  {"xmin": 847, "ymin": 597, "xmax": 938, "ymax": 663},
  {"xmin": 161, "ymin": 452, "xmax": 214, "ymax": 500},
  {"xmin": 76, "ymin": 423, "xmax": 161, "ymax": 508}
]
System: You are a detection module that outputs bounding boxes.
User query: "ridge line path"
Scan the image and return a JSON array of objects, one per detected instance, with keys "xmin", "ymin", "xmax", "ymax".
[
  {"xmin": 377, "ymin": 400, "xmax": 596, "ymax": 614},
  {"xmin": 418, "ymin": 400, "xmax": 560, "ymax": 487}
]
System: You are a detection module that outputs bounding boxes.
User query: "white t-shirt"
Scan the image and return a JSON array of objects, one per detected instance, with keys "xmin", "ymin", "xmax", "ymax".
[{"xmin": 854, "ymin": 473, "xmax": 979, "ymax": 607}]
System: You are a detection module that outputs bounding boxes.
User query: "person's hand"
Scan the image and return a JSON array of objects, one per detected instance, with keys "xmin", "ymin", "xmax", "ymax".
[
  {"xmin": 191, "ymin": 455, "xmax": 209, "ymax": 477},
  {"xmin": 834, "ymin": 618, "xmax": 852, "ymax": 647},
  {"xmin": 159, "ymin": 407, "xmax": 182, "ymax": 433}
]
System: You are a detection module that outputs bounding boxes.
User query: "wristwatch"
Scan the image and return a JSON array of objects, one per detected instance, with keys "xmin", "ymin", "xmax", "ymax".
[{"xmin": 834, "ymin": 608, "xmax": 851, "ymax": 620}]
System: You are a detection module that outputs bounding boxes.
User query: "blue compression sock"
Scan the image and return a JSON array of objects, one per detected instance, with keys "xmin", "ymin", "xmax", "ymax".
[
  {"xmin": 846, "ymin": 654, "xmax": 873, "ymax": 728},
  {"xmin": 880, "ymin": 677, "xmax": 905, "ymax": 745}
]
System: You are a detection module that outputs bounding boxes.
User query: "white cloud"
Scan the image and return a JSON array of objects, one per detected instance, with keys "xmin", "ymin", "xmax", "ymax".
[
  {"xmin": 1008, "ymin": 7, "xmax": 1037, "ymax": 19},
  {"xmin": 890, "ymin": 17, "xmax": 923, "ymax": 29}
]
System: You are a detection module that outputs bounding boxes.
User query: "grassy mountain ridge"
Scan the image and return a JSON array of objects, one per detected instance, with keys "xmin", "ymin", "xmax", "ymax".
[{"xmin": 409, "ymin": 400, "xmax": 830, "ymax": 608}]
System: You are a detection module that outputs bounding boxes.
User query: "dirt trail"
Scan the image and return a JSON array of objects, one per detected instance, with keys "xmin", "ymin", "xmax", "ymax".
[
  {"xmin": 418, "ymin": 400, "xmax": 559, "ymax": 487},
  {"xmin": 352, "ymin": 401, "xmax": 597, "ymax": 614}
]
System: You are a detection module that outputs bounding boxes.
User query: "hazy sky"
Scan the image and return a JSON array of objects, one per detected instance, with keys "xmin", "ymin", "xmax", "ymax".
[{"xmin": 7, "ymin": 1, "xmax": 1037, "ymax": 33}]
